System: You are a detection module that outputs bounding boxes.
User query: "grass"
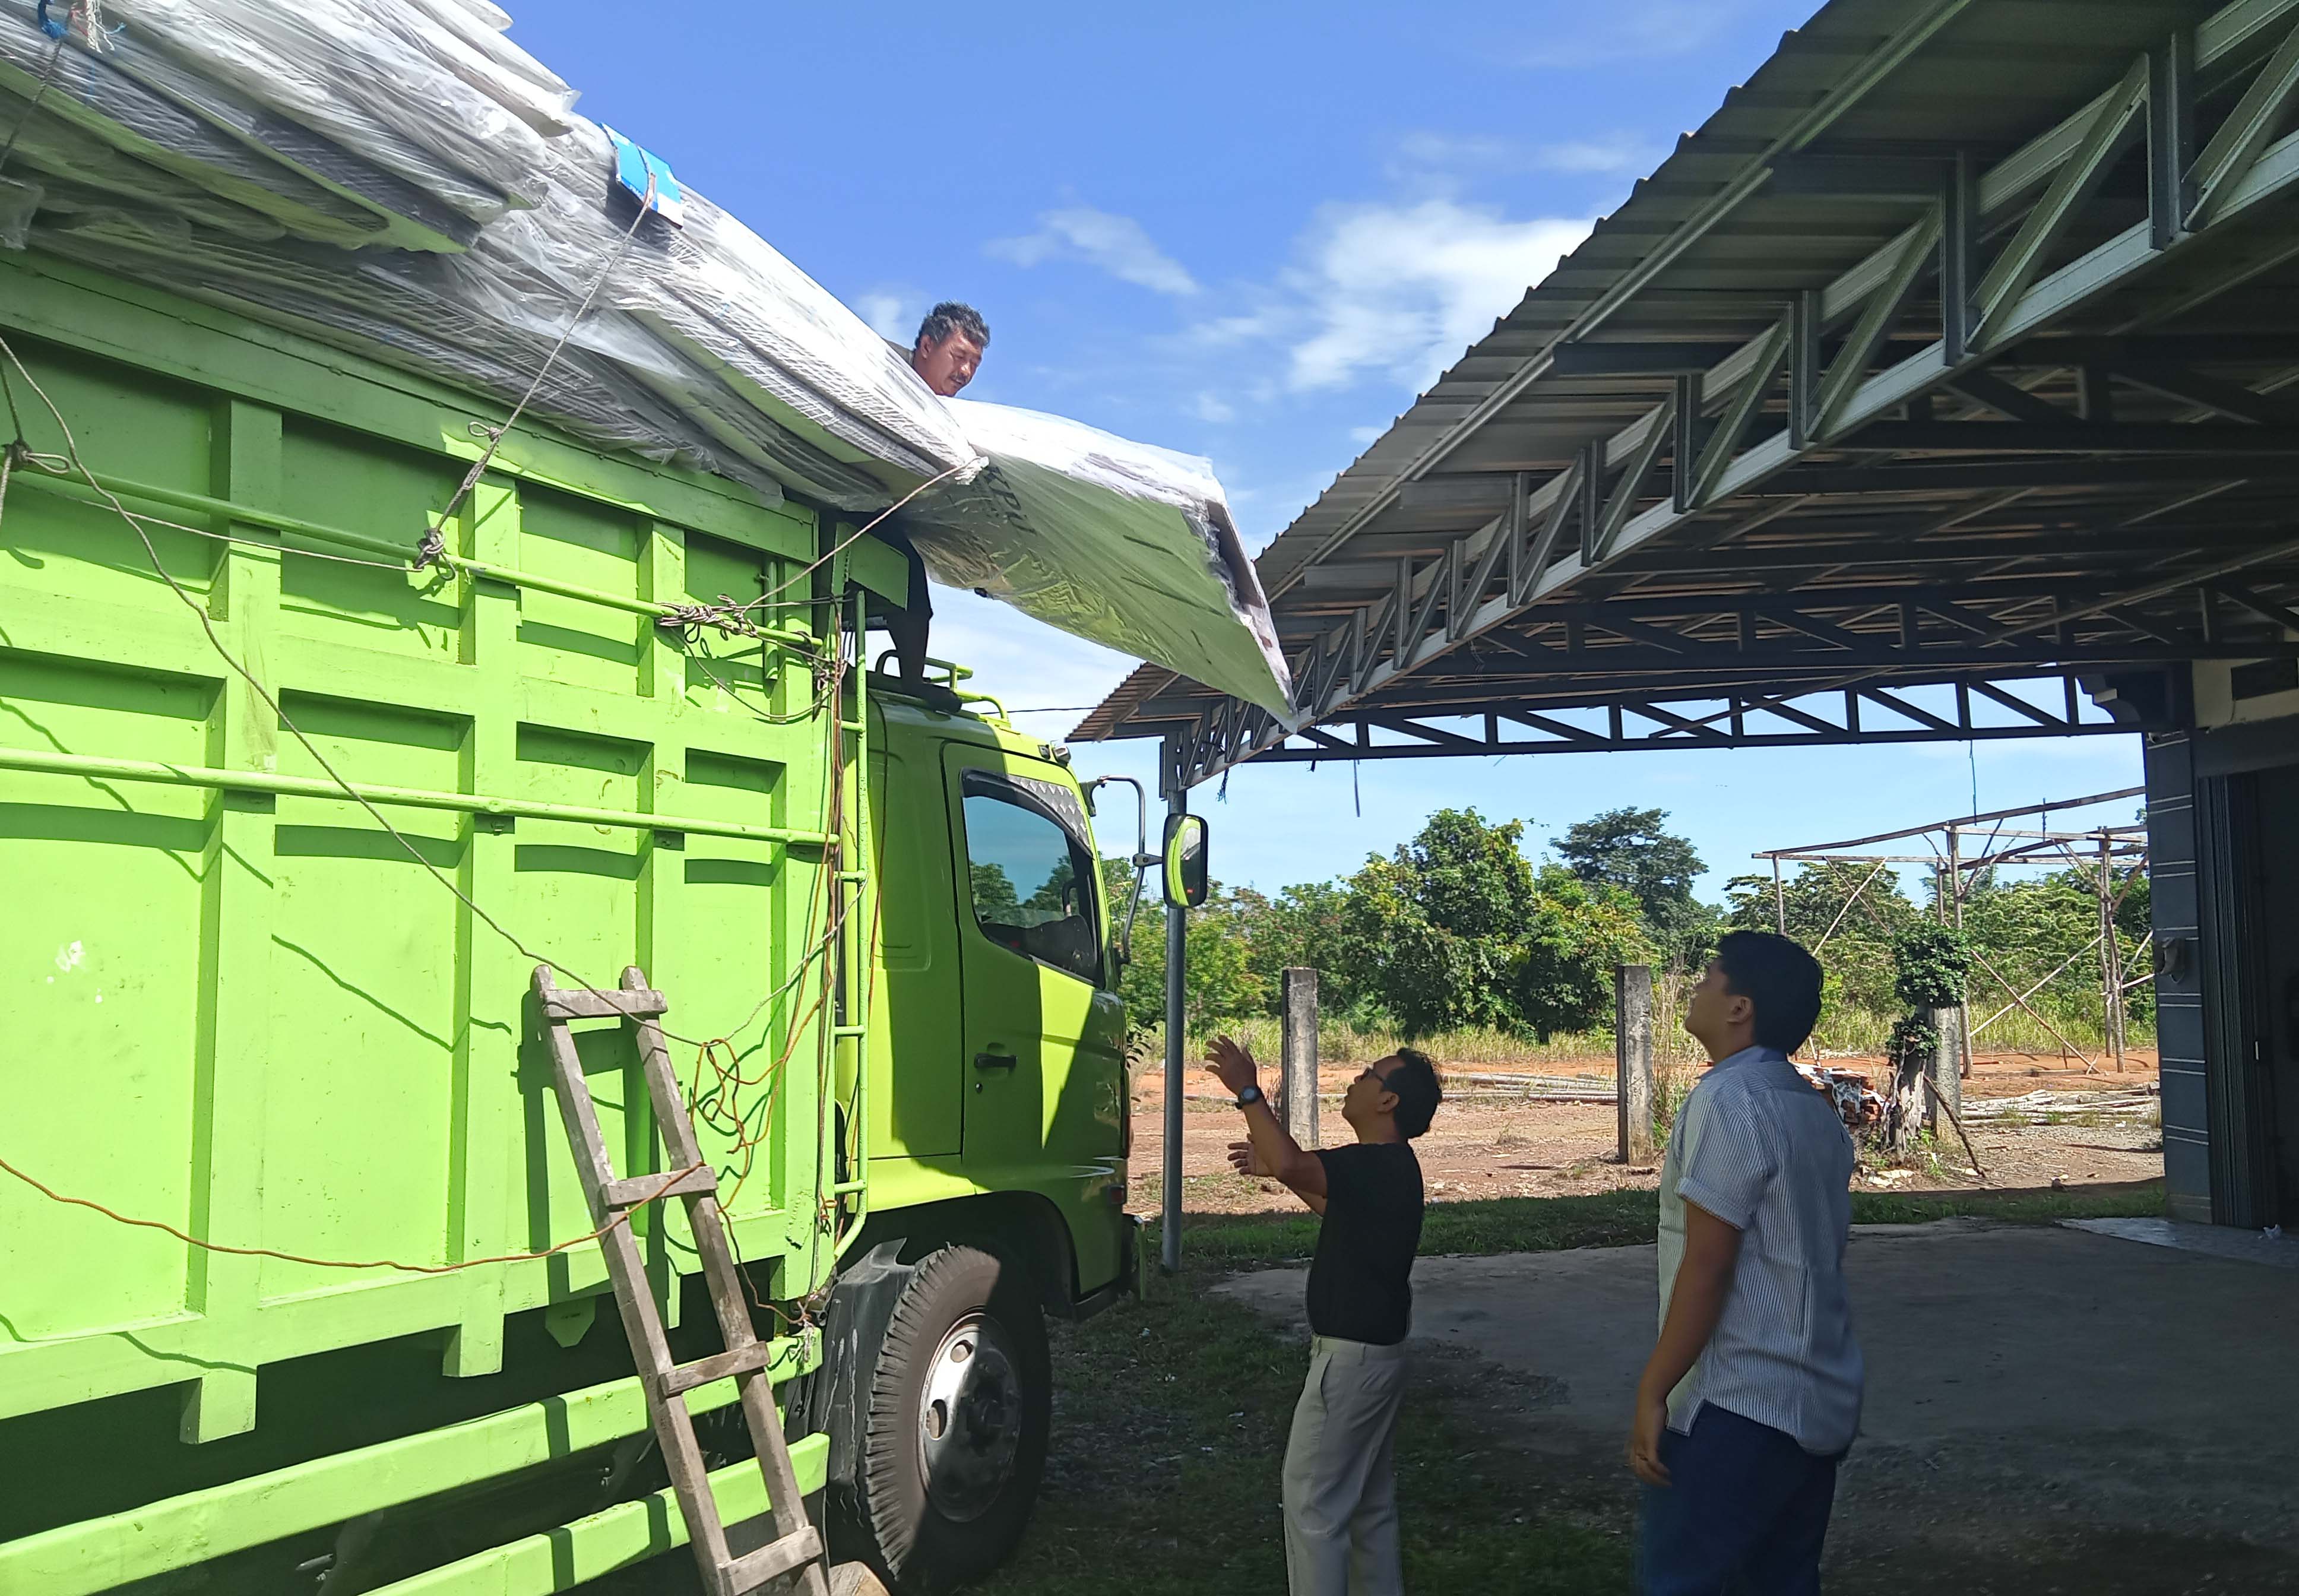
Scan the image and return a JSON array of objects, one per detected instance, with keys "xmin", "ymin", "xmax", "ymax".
[
  {"xmin": 1136, "ymin": 1000, "xmax": 2156, "ymax": 1088},
  {"xmin": 978, "ymin": 1266, "xmax": 1627, "ymax": 1595},
  {"xmin": 976, "ymin": 1180, "xmax": 2167, "ymax": 1595}
]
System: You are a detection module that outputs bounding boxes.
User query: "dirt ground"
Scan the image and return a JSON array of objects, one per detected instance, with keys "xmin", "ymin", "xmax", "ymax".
[{"xmin": 1132, "ymin": 1048, "xmax": 2165, "ymax": 1216}]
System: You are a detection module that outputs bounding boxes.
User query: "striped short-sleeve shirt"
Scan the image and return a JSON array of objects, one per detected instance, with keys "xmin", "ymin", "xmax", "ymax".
[{"xmin": 1658, "ymin": 1045, "xmax": 1864, "ymax": 1455}]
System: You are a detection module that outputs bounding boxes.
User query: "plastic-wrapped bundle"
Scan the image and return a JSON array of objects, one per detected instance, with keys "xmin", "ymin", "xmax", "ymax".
[
  {"xmin": 0, "ymin": 0, "xmax": 1293, "ymax": 710},
  {"xmin": 905, "ymin": 401, "xmax": 1294, "ymax": 717}
]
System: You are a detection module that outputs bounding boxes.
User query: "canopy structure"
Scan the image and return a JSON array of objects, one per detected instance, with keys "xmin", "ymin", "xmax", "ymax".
[{"xmin": 1077, "ymin": 0, "xmax": 2299, "ymax": 791}]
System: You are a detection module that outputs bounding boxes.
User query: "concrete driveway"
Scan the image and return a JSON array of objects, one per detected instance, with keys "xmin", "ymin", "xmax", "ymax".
[{"xmin": 1214, "ymin": 1220, "xmax": 2299, "ymax": 1590}]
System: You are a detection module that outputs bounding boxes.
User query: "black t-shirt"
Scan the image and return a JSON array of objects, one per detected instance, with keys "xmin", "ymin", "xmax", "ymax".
[{"xmin": 1305, "ymin": 1141, "xmax": 1424, "ymax": 1346}]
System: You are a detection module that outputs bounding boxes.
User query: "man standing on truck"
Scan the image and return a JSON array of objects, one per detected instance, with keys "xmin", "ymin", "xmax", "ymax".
[
  {"xmin": 1626, "ymin": 930, "xmax": 1862, "ymax": 1595},
  {"xmin": 1206, "ymin": 1035, "xmax": 1443, "ymax": 1596},
  {"xmin": 881, "ymin": 302, "xmax": 990, "ymax": 682}
]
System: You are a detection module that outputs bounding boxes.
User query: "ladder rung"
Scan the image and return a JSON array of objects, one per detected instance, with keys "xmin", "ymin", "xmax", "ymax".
[
  {"xmin": 542, "ymin": 987, "xmax": 669, "ymax": 1021},
  {"xmin": 832, "ymin": 1024, "xmax": 866, "ymax": 1037},
  {"xmin": 725, "ymin": 1527, "xmax": 825, "ymax": 1593},
  {"xmin": 657, "ymin": 1338, "xmax": 777, "ymax": 1397},
  {"xmin": 830, "ymin": 1178, "xmax": 867, "ymax": 1196},
  {"xmin": 834, "ymin": 870, "xmax": 866, "ymax": 882},
  {"xmin": 601, "ymin": 1166, "xmax": 719, "ymax": 1208}
]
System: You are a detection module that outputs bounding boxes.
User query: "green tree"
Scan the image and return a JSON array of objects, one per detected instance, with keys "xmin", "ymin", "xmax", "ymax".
[
  {"xmin": 1516, "ymin": 864, "xmax": 1655, "ymax": 1038},
  {"xmin": 1116, "ymin": 886, "xmax": 1267, "ymax": 1036},
  {"xmin": 1229, "ymin": 879, "xmax": 1361, "ymax": 1018},
  {"xmin": 1554, "ymin": 807, "xmax": 1710, "ymax": 965},
  {"xmin": 1723, "ymin": 862, "xmax": 1917, "ymax": 1018},
  {"xmin": 1342, "ymin": 809, "xmax": 1653, "ymax": 1039}
]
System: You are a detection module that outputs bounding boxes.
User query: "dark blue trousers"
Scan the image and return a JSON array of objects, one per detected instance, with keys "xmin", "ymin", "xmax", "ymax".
[{"xmin": 1638, "ymin": 1402, "xmax": 1842, "ymax": 1596}]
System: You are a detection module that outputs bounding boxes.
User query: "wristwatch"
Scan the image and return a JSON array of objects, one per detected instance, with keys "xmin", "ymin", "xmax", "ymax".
[{"xmin": 1234, "ymin": 1084, "xmax": 1264, "ymax": 1109}]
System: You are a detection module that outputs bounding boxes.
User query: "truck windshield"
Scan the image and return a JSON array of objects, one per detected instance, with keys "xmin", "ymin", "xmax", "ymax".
[{"xmin": 961, "ymin": 778, "xmax": 1101, "ymax": 984}]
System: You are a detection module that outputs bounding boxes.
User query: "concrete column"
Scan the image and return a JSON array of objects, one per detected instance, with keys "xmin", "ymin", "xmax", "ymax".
[
  {"xmin": 1925, "ymin": 1003, "xmax": 1964, "ymax": 1128},
  {"xmin": 1282, "ymin": 967, "xmax": 1319, "ymax": 1149},
  {"xmin": 1616, "ymin": 963, "xmax": 1655, "ymax": 1162}
]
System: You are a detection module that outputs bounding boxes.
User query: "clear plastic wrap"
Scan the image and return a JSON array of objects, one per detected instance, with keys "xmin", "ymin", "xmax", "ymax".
[
  {"xmin": 99, "ymin": 0, "xmax": 555, "ymax": 216},
  {"xmin": 905, "ymin": 401, "xmax": 1294, "ymax": 717},
  {"xmin": 0, "ymin": 0, "xmax": 1291, "ymax": 711}
]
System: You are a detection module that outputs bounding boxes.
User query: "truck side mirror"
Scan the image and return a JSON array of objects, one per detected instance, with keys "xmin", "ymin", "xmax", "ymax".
[{"xmin": 1163, "ymin": 814, "xmax": 1208, "ymax": 909}]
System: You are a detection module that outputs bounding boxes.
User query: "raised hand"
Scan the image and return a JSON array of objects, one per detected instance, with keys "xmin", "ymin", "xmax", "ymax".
[{"xmin": 1203, "ymin": 1033, "xmax": 1259, "ymax": 1098}]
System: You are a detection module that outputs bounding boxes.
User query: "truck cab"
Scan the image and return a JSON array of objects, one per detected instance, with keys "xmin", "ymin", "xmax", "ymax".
[{"xmin": 786, "ymin": 678, "xmax": 1138, "ymax": 1589}]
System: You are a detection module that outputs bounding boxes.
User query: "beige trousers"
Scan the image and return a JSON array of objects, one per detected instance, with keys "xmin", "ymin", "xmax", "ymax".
[{"xmin": 1282, "ymin": 1335, "xmax": 1410, "ymax": 1596}]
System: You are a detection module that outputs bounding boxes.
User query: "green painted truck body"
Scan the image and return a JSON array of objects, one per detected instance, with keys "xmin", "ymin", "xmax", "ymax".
[{"xmin": 0, "ymin": 252, "xmax": 1131, "ymax": 1594}]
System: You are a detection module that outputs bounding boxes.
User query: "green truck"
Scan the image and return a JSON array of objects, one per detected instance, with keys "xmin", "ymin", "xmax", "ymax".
[{"xmin": 0, "ymin": 250, "xmax": 1158, "ymax": 1594}]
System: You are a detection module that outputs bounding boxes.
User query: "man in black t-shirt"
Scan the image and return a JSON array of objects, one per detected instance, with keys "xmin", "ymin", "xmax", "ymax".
[{"xmin": 1205, "ymin": 1036, "xmax": 1443, "ymax": 1595}]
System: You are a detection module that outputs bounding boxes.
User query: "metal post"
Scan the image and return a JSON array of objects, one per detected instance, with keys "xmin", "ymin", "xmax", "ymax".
[
  {"xmin": 2098, "ymin": 832, "xmax": 2126, "ymax": 1072},
  {"xmin": 1771, "ymin": 857, "xmax": 1786, "ymax": 936},
  {"xmin": 1616, "ymin": 964, "xmax": 1655, "ymax": 1163},
  {"xmin": 1946, "ymin": 824, "xmax": 1964, "ymax": 927},
  {"xmin": 1161, "ymin": 750, "xmax": 1187, "ymax": 1275},
  {"xmin": 1949, "ymin": 828, "xmax": 1975, "ymax": 1078},
  {"xmin": 1282, "ymin": 967, "xmax": 1320, "ymax": 1149}
]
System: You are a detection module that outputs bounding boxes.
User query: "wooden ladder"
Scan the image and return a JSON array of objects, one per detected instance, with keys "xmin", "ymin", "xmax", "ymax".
[{"xmin": 534, "ymin": 965, "xmax": 830, "ymax": 1596}]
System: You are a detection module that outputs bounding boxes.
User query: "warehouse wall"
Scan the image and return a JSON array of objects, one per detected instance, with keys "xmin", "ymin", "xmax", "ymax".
[
  {"xmin": 2143, "ymin": 733, "xmax": 2212, "ymax": 1224},
  {"xmin": 2149, "ymin": 682, "xmax": 2299, "ymax": 1228}
]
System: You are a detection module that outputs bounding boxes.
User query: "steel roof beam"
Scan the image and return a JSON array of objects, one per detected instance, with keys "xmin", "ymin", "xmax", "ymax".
[
  {"xmin": 1245, "ymin": 672, "xmax": 2166, "ymax": 762},
  {"xmin": 1151, "ymin": 0, "xmax": 2299, "ymax": 781},
  {"xmin": 1774, "ymin": 456, "xmax": 2299, "ymax": 493},
  {"xmin": 1841, "ymin": 421, "xmax": 2299, "ymax": 453},
  {"xmin": 1545, "ymin": 343, "xmax": 1749, "ymax": 375}
]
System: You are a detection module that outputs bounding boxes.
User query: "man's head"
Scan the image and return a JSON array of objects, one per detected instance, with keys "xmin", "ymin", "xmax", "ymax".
[
  {"xmin": 910, "ymin": 301, "xmax": 989, "ymax": 397},
  {"xmin": 1344, "ymin": 1047, "xmax": 1442, "ymax": 1142},
  {"xmin": 1687, "ymin": 930, "xmax": 1824, "ymax": 1062}
]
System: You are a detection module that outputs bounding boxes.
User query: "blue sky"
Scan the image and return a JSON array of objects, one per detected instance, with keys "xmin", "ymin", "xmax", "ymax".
[{"xmin": 512, "ymin": 0, "xmax": 2146, "ymax": 899}]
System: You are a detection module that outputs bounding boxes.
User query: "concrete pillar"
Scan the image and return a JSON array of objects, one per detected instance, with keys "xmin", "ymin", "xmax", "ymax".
[
  {"xmin": 1617, "ymin": 963, "xmax": 1655, "ymax": 1162},
  {"xmin": 1925, "ymin": 1003, "xmax": 1964, "ymax": 1128},
  {"xmin": 1282, "ymin": 967, "xmax": 1319, "ymax": 1149}
]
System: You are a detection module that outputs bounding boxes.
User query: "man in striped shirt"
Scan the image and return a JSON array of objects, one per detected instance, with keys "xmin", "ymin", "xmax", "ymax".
[{"xmin": 1627, "ymin": 930, "xmax": 1863, "ymax": 1595}]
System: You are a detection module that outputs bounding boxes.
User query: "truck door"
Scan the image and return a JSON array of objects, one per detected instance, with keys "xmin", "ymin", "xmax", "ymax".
[{"xmin": 945, "ymin": 748, "xmax": 1122, "ymax": 1182}]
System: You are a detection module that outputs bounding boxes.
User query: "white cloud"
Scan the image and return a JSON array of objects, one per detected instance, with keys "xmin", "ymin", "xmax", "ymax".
[
  {"xmin": 1349, "ymin": 425, "xmax": 1384, "ymax": 445},
  {"xmin": 1533, "ymin": 136, "xmax": 1655, "ymax": 175},
  {"xmin": 1281, "ymin": 199, "xmax": 1589, "ymax": 391},
  {"xmin": 1193, "ymin": 391, "xmax": 1237, "ymax": 424},
  {"xmin": 1391, "ymin": 129, "xmax": 1658, "ymax": 180},
  {"xmin": 987, "ymin": 207, "xmax": 1201, "ymax": 297},
  {"xmin": 1515, "ymin": 2, "xmax": 1768, "ymax": 68},
  {"xmin": 853, "ymin": 290, "xmax": 915, "ymax": 344}
]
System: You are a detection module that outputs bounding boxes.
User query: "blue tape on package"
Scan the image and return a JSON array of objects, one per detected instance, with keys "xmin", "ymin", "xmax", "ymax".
[{"xmin": 604, "ymin": 126, "xmax": 685, "ymax": 225}]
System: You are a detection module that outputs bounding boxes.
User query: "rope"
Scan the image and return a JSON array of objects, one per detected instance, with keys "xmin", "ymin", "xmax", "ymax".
[
  {"xmin": 0, "ymin": 235, "xmax": 878, "ymax": 1303},
  {"xmin": 693, "ymin": 458, "xmax": 974, "ymax": 629},
  {"xmin": 0, "ymin": 331, "xmax": 628, "ymax": 993},
  {"xmin": 422, "ymin": 174, "xmax": 658, "ymax": 564},
  {"xmin": 0, "ymin": 1150, "xmax": 707, "ymax": 1275},
  {"xmin": 0, "ymin": 11, "xmax": 69, "ymax": 179}
]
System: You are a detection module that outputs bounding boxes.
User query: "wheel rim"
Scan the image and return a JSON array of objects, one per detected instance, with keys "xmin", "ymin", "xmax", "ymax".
[{"xmin": 915, "ymin": 1310, "xmax": 1024, "ymax": 1522}]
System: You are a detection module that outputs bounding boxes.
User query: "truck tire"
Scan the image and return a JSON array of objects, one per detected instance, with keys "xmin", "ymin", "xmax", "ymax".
[{"xmin": 850, "ymin": 1245, "xmax": 1049, "ymax": 1592}]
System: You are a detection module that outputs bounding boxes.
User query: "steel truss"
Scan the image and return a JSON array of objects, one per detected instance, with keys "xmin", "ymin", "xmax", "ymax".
[
  {"xmin": 1146, "ymin": 0, "xmax": 2299, "ymax": 787},
  {"xmin": 1756, "ymin": 788, "xmax": 2154, "ymax": 1074}
]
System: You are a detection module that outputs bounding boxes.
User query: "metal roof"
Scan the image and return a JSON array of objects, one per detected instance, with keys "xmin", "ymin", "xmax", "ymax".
[{"xmin": 1076, "ymin": 0, "xmax": 2299, "ymax": 788}]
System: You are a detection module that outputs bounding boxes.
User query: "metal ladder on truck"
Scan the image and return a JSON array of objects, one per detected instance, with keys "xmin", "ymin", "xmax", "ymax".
[{"xmin": 534, "ymin": 964, "xmax": 831, "ymax": 1596}]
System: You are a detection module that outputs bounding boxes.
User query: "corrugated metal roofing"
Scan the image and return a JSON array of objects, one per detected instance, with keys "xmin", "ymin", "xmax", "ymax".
[{"xmin": 1076, "ymin": 0, "xmax": 2299, "ymax": 772}]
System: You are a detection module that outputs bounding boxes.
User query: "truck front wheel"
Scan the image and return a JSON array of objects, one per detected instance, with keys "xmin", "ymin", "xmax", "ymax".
[{"xmin": 851, "ymin": 1245, "xmax": 1050, "ymax": 1592}]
